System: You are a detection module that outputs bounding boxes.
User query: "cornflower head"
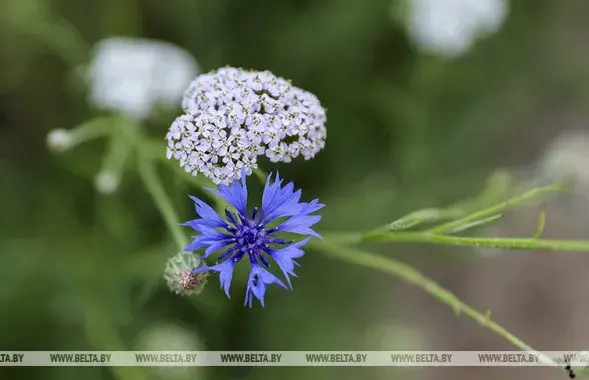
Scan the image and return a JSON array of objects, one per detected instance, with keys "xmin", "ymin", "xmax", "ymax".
[
  {"xmin": 183, "ymin": 170, "xmax": 324, "ymax": 307},
  {"xmin": 166, "ymin": 67, "xmax": 327, "ymax": 185}
]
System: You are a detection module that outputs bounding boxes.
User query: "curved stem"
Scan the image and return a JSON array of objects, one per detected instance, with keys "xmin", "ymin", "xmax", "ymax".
[
  {"xmin": 32, "ymin": 18, "xmax": 89, "ymax": 66},
  {"xmin": 143, "ymin": 138, "xmax": 226, "ymax": 210},
  {"xmin": 65, "ymin": 117, "xmax": 115, "ymax": 145},
  {"xmin": 95, "ymin": 123, "xmax": 130, "ymax": 189},
  {"xmin": 137, "ymin": 152, "xmax": 188, "ymax": 251},
  {"xmin": 312, "ymin": 239, "xmax": 560, "ymax": 369}
]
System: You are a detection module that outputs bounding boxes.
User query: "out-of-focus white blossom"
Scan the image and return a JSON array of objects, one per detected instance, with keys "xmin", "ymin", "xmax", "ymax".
[
  {"xmin": 46, "ymin": 129, "xmax": 73, "ymax": 152},
  {"xmin": 94, "ymin": 171, "xmax": 119, "ymax": 194},
  {"xmin": 164, "ymin": 252, "xmax": 208, "ymax": 296},
  {"xmin": 166, "ymin": 67, "xmax": 327, "ymax": 185},
  {"xmin": 365, "ymin": 319, "xmax": 426, "ymax": 350},
  {"xmin": 406, "ymin": 0, "xmax": 508, "ymax": 57},
  {"xmin": 538, "ymin": 130, "xmax": 589, "ymax": 191},
  {"xmin": 135, "ymin": 322, "xmax": 205, "ymax": 380},
  {"xmin": 87, "ymin": 37, "xmax": 199, "ymax": 119}
]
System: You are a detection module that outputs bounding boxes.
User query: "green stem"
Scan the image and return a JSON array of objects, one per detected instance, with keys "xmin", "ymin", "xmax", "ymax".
[
  {"xmin": 428, "ymin": 183, "xmax": 569, "ymax": 234},
  {"xmin": 137, "ymin": 152, "xmax": 188, "ymax": 251},
  {"xmin": 144, "ymin": 139, "xmax": 215, "ymax": 186},
  {"xmin": 363, "ymin": 231, "xmax": 589, "ymax": 252},
  {"xmin": 83, "ymin": 301, "xmax": 147, "ymax": 380},
  {"xmin": 34, "ymin": 19, "xmax": 89, "ymax": 66},
  {"xmin": 67, "ymin": 116, "xmax": 115, "ymax": 145},
  {"xmin": 97, "ymin": 124, "xmax": 130, "ymax": 182},
  {"xmin": 312, "ymin": 239, "xmax": 559, "ymax": 368},
  {"xmin": 145, "ymin": 140, "xmax": 226, "ymax": 213},
  {"xmin": 254, "ymin": 167, "xmax": 268, "ymax": 182}
]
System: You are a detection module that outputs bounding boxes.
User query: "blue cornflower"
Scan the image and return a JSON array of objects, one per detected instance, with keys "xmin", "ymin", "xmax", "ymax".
[{"xmin": 182, "ymin": 170, "xmax": 324, "ymax": 307}]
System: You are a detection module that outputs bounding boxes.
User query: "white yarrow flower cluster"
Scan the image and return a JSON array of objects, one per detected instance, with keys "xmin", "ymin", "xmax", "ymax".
[
  {"xmin": 165, "ymin": 67, "xmax": 327, "ymax": 185},
  {"xmin": 88, "ymin": 37, "xmax": 199, "ymax": 119},
  {"xmin": 406, "ymin": 0, "xmax": 508, "ymax": 57}
]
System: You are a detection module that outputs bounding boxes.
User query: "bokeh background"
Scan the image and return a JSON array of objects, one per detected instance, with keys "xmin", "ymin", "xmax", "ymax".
[{"xmin": 2, "ymin": 0, "xmax": 589, "ymax": 379}]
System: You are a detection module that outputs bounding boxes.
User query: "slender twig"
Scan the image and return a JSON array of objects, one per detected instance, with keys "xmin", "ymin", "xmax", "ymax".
[
  {"xmin": 137, "ymin": 151, "xmax": 188, "ymax": 250},
  {"xmin": 311, "ymin": 239, "xmax": 560, "ymax": 369},
  {"xmin": 427, "ymin": 183, "xmax": 569, "ymax": 235},
  {"xmin": 363, "ymin": 232, "xmax": 589, "ymax": 252},
  {"xmin": 360, "ymin": 182, "xmax": 586, "ymax": 252}
]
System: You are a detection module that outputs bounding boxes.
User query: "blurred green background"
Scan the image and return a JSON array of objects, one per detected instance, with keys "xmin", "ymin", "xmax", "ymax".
[{"xmin": 2, "ymin": 0, "xmax": 589, "ymax": 379}]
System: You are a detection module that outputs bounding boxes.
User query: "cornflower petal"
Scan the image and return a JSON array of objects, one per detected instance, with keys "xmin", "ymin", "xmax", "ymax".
[
  {"xmin": 182, "ymin": 195, "xmax": 226, "ymax": 229},
  {"xmin": 244, "ymin": 263, "xmax": 287, "ymax": 307},
  {"xmin": 264, "ymin": 238, "xmax": 310, "ymax": 289},
  {"xmin": 205, "ymin": 170, "xmax": 248, "ymax": 216},
  {"xmin": 260, "ymin": 172, "xmax": 303, "ymax": 221},
  {"xmin": 261, "ymin": 172, "xmax": 284, "ymax": 212},
  {"xmin": 297, "ymin": 199, "xmax": 325, "ymax": 216},
  {"xmin": 184, "ymin": 239, "xmax": 207, "ymax": 252},
  {"xmin": 192, "ymin": 260, "xmax": 236, "ymax": 298},
  {"xmin": 185, "ymin": 225, "xmax": 233, "ymax": 258},
  {"xmin": 274, "ymin": 215, "xmax": 322, "ymax": 238}
]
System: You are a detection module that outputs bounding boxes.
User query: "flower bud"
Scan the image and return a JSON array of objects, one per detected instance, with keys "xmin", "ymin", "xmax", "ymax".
[
  {"xmin": 46, "ymin": 129, "xmax": 73, "ymax": 153},
  {"xmin": 164, "ymin": 252, "xmax": 208, "ymax": 296},
  {"xmin": 94, "ymin": 171, "xmax": 119, "ymax": 195}
]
